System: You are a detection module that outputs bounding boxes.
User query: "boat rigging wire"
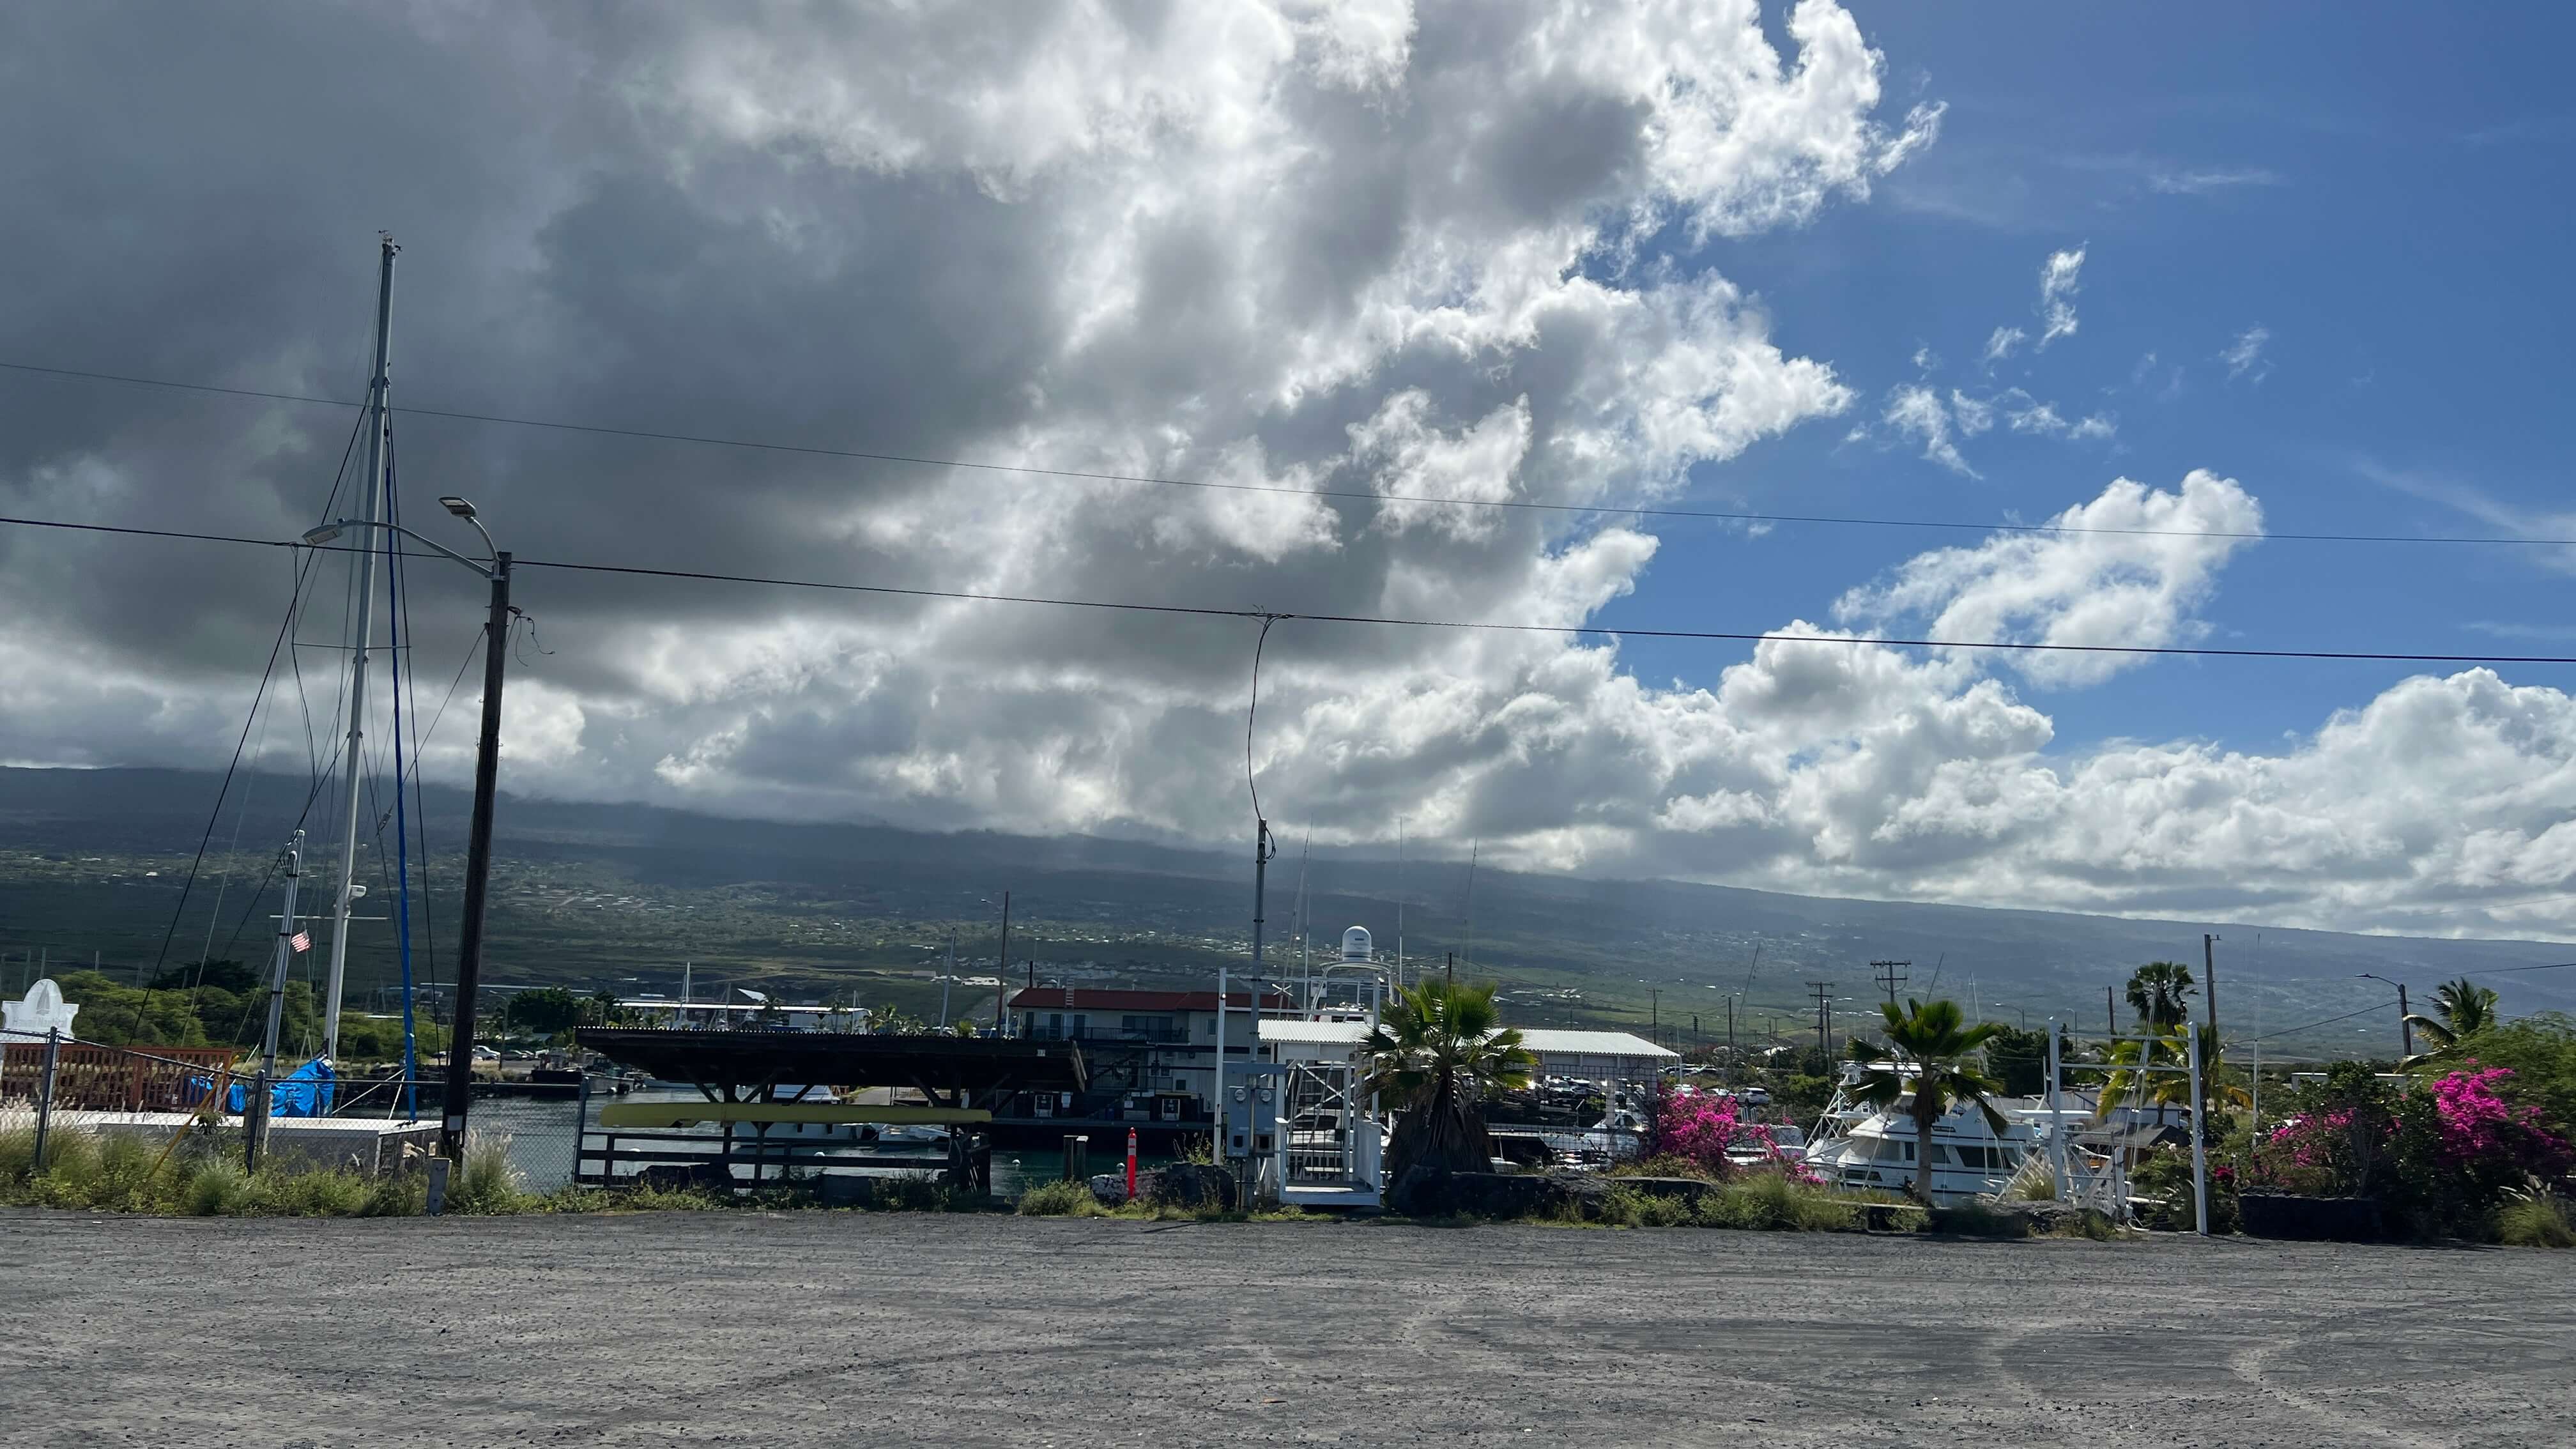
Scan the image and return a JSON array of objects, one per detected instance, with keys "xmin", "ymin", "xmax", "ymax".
[{"xmin": 122, "ymin": 399, "xmax": 368, "ymax": 1041}]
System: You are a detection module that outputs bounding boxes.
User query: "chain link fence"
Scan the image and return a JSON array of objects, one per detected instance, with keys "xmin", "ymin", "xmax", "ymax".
[{"xmin": 0, "ymin": 1032, "xmax": 595, "ymax": 1188}]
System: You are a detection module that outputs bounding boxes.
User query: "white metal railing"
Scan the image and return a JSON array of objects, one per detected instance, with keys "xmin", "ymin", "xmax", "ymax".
[
  {"xmin": 2046, "ymin": 1020, "xmax": 2207, "ymax": 1234},
  {"xmin": 1274, "ymin": 1060, "xmax": 1386, "ymax": 1199}
]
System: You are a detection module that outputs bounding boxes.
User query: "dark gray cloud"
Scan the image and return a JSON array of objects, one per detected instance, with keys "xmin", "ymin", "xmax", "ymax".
[{"xmin": 11, "ymin": 3, "xmax": 2567, "ymax": 937}]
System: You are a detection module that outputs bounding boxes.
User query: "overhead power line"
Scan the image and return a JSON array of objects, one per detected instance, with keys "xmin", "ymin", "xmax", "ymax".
[
  {"xmin": 2462, "ymin": 959, "xmax": 2576, "ymax": 976},
  {"xmin": 8, "ymin": 512, "xmax": 2576, "ymax": 668},
  {"xmin": 2229, "ymin": 961, "xmax": 2576, "ymax": 1048},
  {"xmin": 4, "ymin": 356, "xmax": 2571, "ymax": 549},
  {"xmin": 2231, "ymin": 997, "xmax": 2400, "ymax": 1047}
]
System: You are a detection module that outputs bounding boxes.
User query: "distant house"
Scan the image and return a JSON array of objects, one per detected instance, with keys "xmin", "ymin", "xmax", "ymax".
[{"xmin": 1006, "ymin": 986, "xmax": 1291, "ymax": 1119}]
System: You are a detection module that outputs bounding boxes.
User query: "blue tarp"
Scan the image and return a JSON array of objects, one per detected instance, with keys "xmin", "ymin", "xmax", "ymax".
[{"xmin": 192, "ymin": 1057, "xmax": 335, "ymax": 1117}]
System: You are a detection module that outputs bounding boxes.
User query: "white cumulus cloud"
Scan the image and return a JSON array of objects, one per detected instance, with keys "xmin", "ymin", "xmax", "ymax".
[
  {"xmin": 1834, "ymin": 471, "xmax": 2264, "ymax": 687},
  {"xmin": 2037, "ymin": 245, "xmax": 2085, "ymax": 348},
  {"xmin": 2223, "ymin": 325, "xmax": 2273, "ymax": 381}
]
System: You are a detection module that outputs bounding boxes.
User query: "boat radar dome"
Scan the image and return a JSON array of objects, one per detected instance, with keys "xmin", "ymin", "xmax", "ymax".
[{"xmin": 1340, "ymin": 926, "xmax": 1373, "ymax": 962}]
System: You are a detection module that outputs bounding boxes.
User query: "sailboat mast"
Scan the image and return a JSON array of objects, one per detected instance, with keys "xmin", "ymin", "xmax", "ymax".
[
  {"xmin": 323, "ymin": 234, "xmax": 399, "ymax": 1062},
  {"xmin": 1296, "ymin": 831, "xmax": 1310, "ymax": 1016}
]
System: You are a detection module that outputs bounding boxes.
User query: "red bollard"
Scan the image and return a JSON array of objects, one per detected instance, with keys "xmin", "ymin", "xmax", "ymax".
[{"xmin": 1126, "ymin": 1127, "xmax": 1139, "ymax": 1199}]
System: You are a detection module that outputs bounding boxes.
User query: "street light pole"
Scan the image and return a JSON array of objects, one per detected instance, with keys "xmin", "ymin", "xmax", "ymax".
[
  {"xmin": 441, "ymin": 546, "xmax": 511, "ymax": 1160},
  {"xmin": 2359, "ymin": 974, "xmax": 2412, "ymax": 1058},
  {"xmin": 297, "ymin": 497, "xmax": 505, "ymax": 1162}
]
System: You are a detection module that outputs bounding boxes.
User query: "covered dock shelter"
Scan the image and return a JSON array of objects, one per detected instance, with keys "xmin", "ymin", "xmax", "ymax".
[{"xmin": 573, "ymin": 1030, "xmax": 1087, "ymax": 1195}]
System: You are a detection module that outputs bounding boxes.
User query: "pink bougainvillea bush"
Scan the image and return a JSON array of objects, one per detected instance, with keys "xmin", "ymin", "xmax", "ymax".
[
  {"xmin": 1655, "ymin": 1090, "xmax": 1744, "ymax": 1174},
  {"xmin": 1638, "ymin": 1085, "xmax": 1825, "ymax": 1181},
  {"xmin": 2250, "ymin": 1062, "xmax": 2572, "ymax": 1236},
  {"xmin": 2426, "ymin": 1066, "xmax": 2570, "ymax": 1170}
]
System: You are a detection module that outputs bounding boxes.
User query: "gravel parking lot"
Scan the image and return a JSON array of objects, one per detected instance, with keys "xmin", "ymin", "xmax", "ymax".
[{"xmin": 1, "ymin": 1210, "xmax": 2568, "ymax": 1448}]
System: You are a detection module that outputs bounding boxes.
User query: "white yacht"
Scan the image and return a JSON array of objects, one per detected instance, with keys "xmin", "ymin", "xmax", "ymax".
[
  {"xmin": 1802, "ymin": 1062, "xmax": 2048, "ymax": 1204},
  {"xmin": 1726, "ymin": 1122, "xmax": 1805, "ymax": 1170}
]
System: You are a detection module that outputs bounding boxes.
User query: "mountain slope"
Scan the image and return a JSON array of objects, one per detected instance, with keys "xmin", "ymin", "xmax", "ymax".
[{"xmin": 3, "ymin": 767, "xmax": 2568, "ymax": 1052}]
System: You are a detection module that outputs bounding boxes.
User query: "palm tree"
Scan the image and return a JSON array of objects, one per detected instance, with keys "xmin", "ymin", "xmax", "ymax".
[
  {"xmin": 2125, "ymin": 962, "xmax": 2196, "ymax": 1031},
  {"xmin": 1845, "ymin": 999, "xmax": 2009, "ymax": 1206},
  {"xmin": 1362, "ymin": 978, "xmax": 1537, "ymax": 1181},
  {"xmin": 2097, "ymin": 1028, "xmax": 2189, "ymax": 1123},
  {"xmin": 2401, "ymin": 977, "xmax": 2500, "ymax": 1068},
  {"xmin": 2101, "ymin": 1022, "xmax": 2246, "ymax": 1125}
]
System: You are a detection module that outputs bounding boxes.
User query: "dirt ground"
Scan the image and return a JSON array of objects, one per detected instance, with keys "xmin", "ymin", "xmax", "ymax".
[{"xmin": 0, "ymin": 1210, "xmax": 2567, "ymax": 1447}]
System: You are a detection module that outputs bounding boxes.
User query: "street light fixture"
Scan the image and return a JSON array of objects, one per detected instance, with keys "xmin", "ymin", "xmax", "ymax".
[
  {"xmin": 2356, "ymin": 973, "xmax": 2412, "ymax": 1057},
  {"xmin": 293, "ymin": 500, "xmax": 512, "ymax": 1161}
]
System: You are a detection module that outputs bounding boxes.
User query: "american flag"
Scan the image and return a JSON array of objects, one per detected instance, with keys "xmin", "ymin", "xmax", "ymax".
[{"xmin": 289, "ymin": 930, "xmax": 311, "ymax": 953}]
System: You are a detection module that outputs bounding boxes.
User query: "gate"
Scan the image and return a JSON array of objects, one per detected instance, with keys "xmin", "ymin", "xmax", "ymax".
[{"xmin": 1275, "ymin": 1060, "xmax": 1382, "ymax": 1208}]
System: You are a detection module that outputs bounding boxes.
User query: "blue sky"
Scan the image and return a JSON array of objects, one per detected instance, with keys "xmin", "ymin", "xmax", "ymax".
[{"xmin": 1606, "ymin": 3, "xmax": 2576, "ymax": 752}]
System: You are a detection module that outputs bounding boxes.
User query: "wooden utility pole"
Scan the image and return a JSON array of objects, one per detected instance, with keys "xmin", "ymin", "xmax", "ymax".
[
  {"xmin": 1871, "ymin": 959, "xmax": 1910, "ymax": 1006},
  {"xmin": 2204, "ymin": 933, "xmax": 2220, "ymax": 1037},
  {"xmin": 1807, "ymin": 981, "xmax": 1833, "ymax": 1059}
]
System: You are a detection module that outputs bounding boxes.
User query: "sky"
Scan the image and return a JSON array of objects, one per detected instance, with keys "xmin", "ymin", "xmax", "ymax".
[{"xmin": 2, "ymin": 1, "xmax": 2573, "ymax": 940}]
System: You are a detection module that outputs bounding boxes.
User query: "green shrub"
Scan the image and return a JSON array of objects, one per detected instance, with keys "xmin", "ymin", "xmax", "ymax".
[
  {"xmin": 868, "ymin": 1174, "xmax": 964, "ymax": 1213},
  {"xmin": 1575, "ymin": 1185, "xmax": 1696, "ymax": 1228},
  {"xmin": 1589, "ymin": 1186, "xmax": 1647, "ymax": 1226},
  {"xmin": 0, "ymin": 1117, "xmax": 38, "ymax": 1191},
  {"xmin": 88, "ymin": 1133, "xmax": 176, "ymax": 1213},
  {"xmin": 1015, "ymin": 1177, "xmax": 1101, "ymax": 1217},
  {"xmin": 1630, "ymin": 1191, "xmax": 1695, "ymax": 1227},
  {"xmin": 183, "ymin": 1161, "xmax": 250, "ymax": 1216},
  {"xmin": 447, "ymin": 1135, "xmax": 528, "ymax": 1215},
  {"xmin": 2132, "ymin": 1146, "xmax": 2240, "ymax": 1234},
  {"xmin": 27, "ymin": 1129, "xmax": 106, "ymax": 1208},
  {"xmin": 2496, "ymin": 1187, "xmax": 2575, "ymax": 1248},
  {"xmin": 362, "ymin": 1170, "xmax": 427, "ymax": 1218},
  {"xmin": 1696, "ymin": 1170, "xmax": 1860, "ymax": 1231},
  {"xmin": 247, "ymin": 1167, "xmax": 371, "ymax": 1216},
  {"xmin": 1614, "ymin": 1154, "xmax": 1722, "ymax": 1183},
  {"xmin": 610, "ymin": 1183, "xmax": 728, "ymax": 1211},
  {"xmin": 2048, "ymin": 1208, "xmax": 2124, "ymax": 1241}
]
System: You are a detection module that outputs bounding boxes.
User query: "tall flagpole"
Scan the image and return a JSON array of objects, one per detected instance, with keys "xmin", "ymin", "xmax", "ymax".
[{"xmin": 323, "ymin": 234, "xmax": 398, "ymax": 1062}]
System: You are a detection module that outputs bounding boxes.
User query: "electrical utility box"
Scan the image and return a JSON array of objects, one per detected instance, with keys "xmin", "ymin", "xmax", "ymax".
[{"xmin": 1222, "ymin": 1064, "xmax": 1284, "ymax": 1161}]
